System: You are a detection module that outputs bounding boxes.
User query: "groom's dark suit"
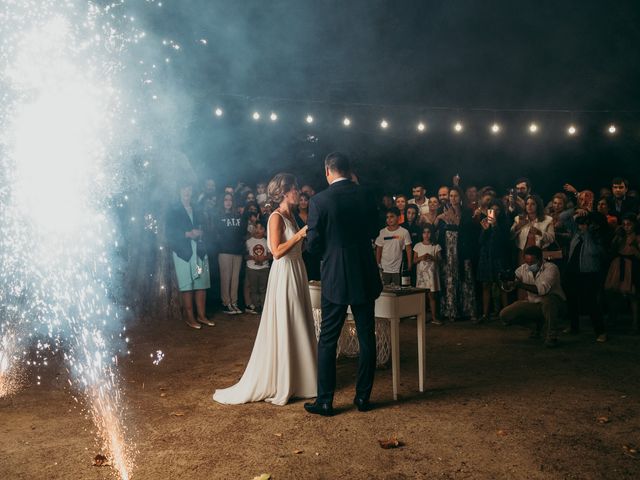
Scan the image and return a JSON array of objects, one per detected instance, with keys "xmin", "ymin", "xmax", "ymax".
[{"xmin": 306, "ymin": 179, "xmax": 383, "ymax": 404}]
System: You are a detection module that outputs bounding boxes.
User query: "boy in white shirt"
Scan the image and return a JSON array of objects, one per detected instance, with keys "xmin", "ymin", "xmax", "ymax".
[
  {"xmin": 245, "ymin": 223, "xmax": 271, "ymax": 313},
  {"xmin": 375, "ymin": 207, "xmax": 412, "ymax": 285}
]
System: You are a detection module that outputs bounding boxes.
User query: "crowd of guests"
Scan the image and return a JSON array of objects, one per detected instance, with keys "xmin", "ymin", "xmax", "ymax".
[{"xmin": 166, "ymin": 174, "xmax": 640, "ymax": 346}]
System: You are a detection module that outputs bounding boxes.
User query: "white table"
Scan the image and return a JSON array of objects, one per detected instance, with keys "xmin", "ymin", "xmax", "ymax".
[{"xmin": 309, "ymin": 282, "xmax": 427, "ymax": 400}]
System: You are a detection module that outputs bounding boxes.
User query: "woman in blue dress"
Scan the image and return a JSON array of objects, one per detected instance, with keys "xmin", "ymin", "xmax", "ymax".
[{"xmin": 166, "ymin": 182, "xmax": 215, "ymax": 329}]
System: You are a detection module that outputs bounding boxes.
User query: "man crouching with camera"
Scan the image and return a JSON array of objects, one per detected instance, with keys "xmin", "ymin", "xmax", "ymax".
[{"xmin": 499, "ymin": 246, "xmax": 567, "ymax": 348}]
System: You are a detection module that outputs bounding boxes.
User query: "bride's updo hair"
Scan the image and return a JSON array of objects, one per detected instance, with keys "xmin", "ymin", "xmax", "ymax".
[{"xmin": 267, "ymin": 173, "xmax": 297, "ymax": 204}]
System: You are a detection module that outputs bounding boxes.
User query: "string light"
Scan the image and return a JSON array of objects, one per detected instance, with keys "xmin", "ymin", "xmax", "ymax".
[{"xmin": 213, "ymin": 106, "xmax": 625, "ymax": 139}]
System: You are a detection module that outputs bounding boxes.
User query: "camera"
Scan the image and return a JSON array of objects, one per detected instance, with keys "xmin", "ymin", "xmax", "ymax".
[
  {"xmin": 498, "ymin": 269, "xmax": 515, "ymax": 283},
  {"xmin": 498, "ymin": 269, "xmax": 516, "ymax": 292}
]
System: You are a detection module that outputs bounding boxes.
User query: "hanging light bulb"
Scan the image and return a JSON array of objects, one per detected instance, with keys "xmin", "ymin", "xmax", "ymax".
[
  {"xmin": 607, "ymin": 124, "xmax": 617, "ymax": 135},
  {"xmin": 491, "ymin": 123, "xmax": 501, "ymax": 134},
  {"xmin": 380, "ymin": 119, "xmax": 389, "ymax": 129},
  {"xmin": 567, "ymin": 125, "xmax": 577, "ymax": 136},
  {"xmin": 305, "ymin": 114, "xmax": 314, "ymax": 124},
  {"xmin": 528, "ymin": 122, "xmax": 539, "ymax": 134},
  {"xmin": 453, "ymin": 121, "xmax": 463, "ymax": 133},
  {"xmin": 269, "ymin": 112, "xmax": 278, "ymax": 121},
  {"xmin": 417, "ymin": 122, "xmax": 426, "ymax": 132},
  {"xmin": 343, "ymin": 117, "xmax": 351, "ymax": 127},
  {"xmin": 252, "ymin": 111, "xmax": 260, "ymax": 120},
  {"xmin": 214, "ymin": 107, "xmax": 223, "ymax": 117}
]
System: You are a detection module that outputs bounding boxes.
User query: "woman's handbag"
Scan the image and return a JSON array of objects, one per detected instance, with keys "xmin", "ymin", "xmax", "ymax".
[{"xmin": 543, "ymin": 241, "xmax": 563, "ymax": 261}]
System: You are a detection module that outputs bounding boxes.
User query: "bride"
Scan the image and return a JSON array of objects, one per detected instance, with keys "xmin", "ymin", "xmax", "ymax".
[{"xmin": 213, "ymin": 173, "xmax": 318, "ymax": 406}]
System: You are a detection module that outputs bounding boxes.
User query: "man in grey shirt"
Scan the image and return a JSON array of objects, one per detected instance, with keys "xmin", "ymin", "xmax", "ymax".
[{"xmin": 500, "ymin": 246, "xmax": 566, "ymax": 347}]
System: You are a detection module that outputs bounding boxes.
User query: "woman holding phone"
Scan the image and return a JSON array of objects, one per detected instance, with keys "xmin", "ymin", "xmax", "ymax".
[
  {"xmin": 477, "ymin": 200, "xmax": 511, "ymax": 323},
  {"xmin": 511, "ymin": 194, "xmax": 555, "ymax": 266},
  {"xmin": 436, "ymin": 187, "xmax": 477, "ymax": 322}
]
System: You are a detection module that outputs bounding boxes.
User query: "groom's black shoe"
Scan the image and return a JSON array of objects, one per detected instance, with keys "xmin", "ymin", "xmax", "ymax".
[
  {"xmin": 304, "ymin": 401, "xmax": 334, "ymax": 417},
  {"xmin": 353, "ymin": 398, "xmax": 374, "ymax": 412}
]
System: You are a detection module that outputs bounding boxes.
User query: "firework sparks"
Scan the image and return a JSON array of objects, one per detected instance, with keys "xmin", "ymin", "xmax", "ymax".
[
  {"xmin": 0, "ymin": 330, "xmax": 25, "ymax": 398},
  {"xmin": 0, "ymin": 1, "xmax": 150, "ymax": 478},
  {"xmin": 150, "ymin": 350, "xmax": 165, "ymax": 365}
]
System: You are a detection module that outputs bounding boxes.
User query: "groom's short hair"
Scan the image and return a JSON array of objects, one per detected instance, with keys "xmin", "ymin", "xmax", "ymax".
[{"xmin": 324, "ymin": 152, "xmax": 351, "ymax": 176}]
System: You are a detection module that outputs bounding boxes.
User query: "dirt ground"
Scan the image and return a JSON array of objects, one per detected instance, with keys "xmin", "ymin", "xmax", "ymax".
[{"xmin": 1, "ymin": 311, "xmax": 639, "ymax": 480}]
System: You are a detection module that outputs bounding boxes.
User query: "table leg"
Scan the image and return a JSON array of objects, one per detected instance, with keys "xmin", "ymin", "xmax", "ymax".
[
  {"xmin": 417, "ymin": 313, "xmax": 426, "ymax": 392},
  {"xmin": 389, "ymin": 317, "xmax": 400, "ymax": 400}
]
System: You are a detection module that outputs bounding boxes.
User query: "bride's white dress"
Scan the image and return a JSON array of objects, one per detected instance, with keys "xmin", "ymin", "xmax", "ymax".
[{"xmin": 212, "ymin": 211, "xmax": 318, "ymax": 406}]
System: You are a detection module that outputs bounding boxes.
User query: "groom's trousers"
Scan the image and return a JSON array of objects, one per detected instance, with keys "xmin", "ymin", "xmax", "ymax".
[{"xmin": 317, "ymin": 297, "xmax": 376, "ymax": 404}]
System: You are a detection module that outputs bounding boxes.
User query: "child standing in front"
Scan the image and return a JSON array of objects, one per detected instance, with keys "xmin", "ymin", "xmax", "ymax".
[
  {"xmin": 413, "ymin": 225, "xmax": 442, "ymax": 324},
  {"xmin": 255, "ymin": 182, "xmax": 268, "ymax": 205},
  {"xmin": 245, "ymin": 222, "xmax": 271, "ymax": 314},
  {"xmin": 375, "ymin": 207, "xmax": 413, "ymax": 286}
]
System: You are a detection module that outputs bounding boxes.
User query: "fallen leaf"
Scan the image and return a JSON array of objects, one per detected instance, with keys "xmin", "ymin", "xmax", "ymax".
[
  {"xmin": 170, "ymin": 411, "xmax": 185, "ymax": 417},
  {"xmin": 160, "ymin": 393, "xmax": 167, "ymax": 398},
  {"xmin": 92, "ymin": 454, "xmax": 111, "ymax": 467},
  {"xmin": 596, "ymin": 416, "xmax": 610, "ymax": 424},
  {"xmin": 293, "ymin": 449, "xmax": 303, "ymax": 454},
  {"xmin": 273, "ymin": 433, "xmax": 282, "ymax": 437},
  {"xmin": 252, "ymin": 474, "xmax": 271, "ymax": 480},
  {"xmin": 496, "ymin": 429, "xmax": 508, "ymax": 436},
  {"xmin": 622, "ymin": 444, "xmax": 638, "ymax": 458},
  {"xmin": 378, "ymin": 435, "xmax": 405, "ymax": 449}
]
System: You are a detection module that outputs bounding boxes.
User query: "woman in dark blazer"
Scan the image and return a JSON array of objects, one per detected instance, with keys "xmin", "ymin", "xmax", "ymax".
[{"xmin": 166, "ymin": 182, "xmax": 214, "ymax": 329}]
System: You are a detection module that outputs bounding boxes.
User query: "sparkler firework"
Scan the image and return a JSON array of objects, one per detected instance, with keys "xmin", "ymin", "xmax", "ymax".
[{"xmin": 0, "ymin": 1, "xmax": 156, "ymax": 478}]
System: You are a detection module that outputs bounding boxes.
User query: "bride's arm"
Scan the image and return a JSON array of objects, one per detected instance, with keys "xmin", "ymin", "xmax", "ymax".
[{"xmin": 269, "ymin": 214, "xmax": 307, "ymax": 260}]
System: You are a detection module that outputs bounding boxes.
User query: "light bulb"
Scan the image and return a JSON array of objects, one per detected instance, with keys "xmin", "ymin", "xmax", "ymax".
[
  {"xmin": 252, "ymin": 111, "xmax": 260, "ymax": 120},
  {"xmin": 305, "ymin": 115, "xmax": 313, "ymax": 124},
  {"xmin": 343, "ymin": 117, "xmax": 351, "ymax": 127}
]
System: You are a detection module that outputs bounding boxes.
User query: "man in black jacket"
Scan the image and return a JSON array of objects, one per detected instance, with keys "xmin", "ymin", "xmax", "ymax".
[
  {"xmin": 611, "ymin": 177, "xmax": 638, "ymax": 223},
  {"xmin": 304, "ymin": 152, "xmax": 382, "ymax": 416}
]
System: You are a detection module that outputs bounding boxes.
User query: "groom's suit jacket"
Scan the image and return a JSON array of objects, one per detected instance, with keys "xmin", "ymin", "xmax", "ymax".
[{"xmin": 306, "ymin": 179, "xmax": 383, "ymax": 305}]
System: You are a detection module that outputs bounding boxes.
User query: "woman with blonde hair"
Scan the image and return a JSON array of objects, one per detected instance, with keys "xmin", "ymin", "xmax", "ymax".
[{"xmin": 213, "ymin": 173, "xmax": 317, "ymax": 406}]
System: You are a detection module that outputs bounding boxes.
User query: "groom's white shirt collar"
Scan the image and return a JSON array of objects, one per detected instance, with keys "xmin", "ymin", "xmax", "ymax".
[{"xmin": 330, "ymin": 177, "xmax": 349, "ymax": 185}]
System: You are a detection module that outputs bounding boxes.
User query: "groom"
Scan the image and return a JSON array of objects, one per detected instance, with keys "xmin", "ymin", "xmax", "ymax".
[{"xmin": 304, "ymin": 152, "xmax": 383, "ymax": 416}]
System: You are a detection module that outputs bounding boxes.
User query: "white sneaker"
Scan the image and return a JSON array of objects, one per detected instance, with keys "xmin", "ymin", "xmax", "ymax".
[
  {"xmin": 232, "ymin": 304, "xmax": 243, "ymax": 314},
  {"xmin": 245, "ymin": 304, "xmax": 258, "ymax": 314}
]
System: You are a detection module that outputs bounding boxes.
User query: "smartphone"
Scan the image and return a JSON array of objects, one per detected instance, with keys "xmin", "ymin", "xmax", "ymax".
[{"xmin": 487, "ymin": 208, "xmax": 495, "ymax": 221}]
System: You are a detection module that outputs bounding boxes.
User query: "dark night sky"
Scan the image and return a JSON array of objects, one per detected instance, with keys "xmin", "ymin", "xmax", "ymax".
[{"xmin": 136, "ymin": 0, "xmax": 640, "ymax": 197}]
